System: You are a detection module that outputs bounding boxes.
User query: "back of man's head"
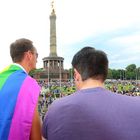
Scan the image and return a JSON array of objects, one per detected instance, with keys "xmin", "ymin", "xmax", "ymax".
[
  {"xmin": 71, "ymin": 46, "xmax": 108, "ymax": 82},
  {"xmin": 10, "ymin": 38, "xmax": 34, "ymax": 63}
]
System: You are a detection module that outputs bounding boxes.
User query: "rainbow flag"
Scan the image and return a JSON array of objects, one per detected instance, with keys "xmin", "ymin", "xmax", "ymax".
[{"xmin": 0, "ymin": 64, "xmax": 40, "ymax": 140}]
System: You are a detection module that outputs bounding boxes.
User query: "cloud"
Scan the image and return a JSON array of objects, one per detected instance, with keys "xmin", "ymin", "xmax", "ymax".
[
  {"xmin": 61, "ymin": 26, "xmax": 140, "ymax": 69},
  {"xmin": 110, "ymin": 56, "xmax": 139, "ymax": 64}
]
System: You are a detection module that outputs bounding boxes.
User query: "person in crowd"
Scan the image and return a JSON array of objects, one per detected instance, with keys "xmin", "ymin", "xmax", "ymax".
[
  {"xmin": 0, "ymin": 38, "xmax": 42, "ymax": 140},
  {"xmin": 42, "ymin": 46, "xmax": 140, "ymax": 140}
]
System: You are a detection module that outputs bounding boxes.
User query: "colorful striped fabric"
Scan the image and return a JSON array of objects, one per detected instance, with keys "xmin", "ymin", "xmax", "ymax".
[{"xmin": 0, "ymin": 64, "xmax": 40, "ymax": 140}]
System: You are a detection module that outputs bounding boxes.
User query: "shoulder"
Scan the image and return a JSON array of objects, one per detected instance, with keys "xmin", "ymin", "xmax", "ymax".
[
  {"xmin": 21, "ymin": 75, "xmax": 41, "ymax": 103},
  {"xmin": 46, "ymin": 92, "xmax": 85, "ymax": 119},
  {"xmin": 24, "ymin": 75, "xmax": 40, "ymax": 89},
  {"xmin": 52, "ymin": 92, "xmax": 80, "ymax": 106}
]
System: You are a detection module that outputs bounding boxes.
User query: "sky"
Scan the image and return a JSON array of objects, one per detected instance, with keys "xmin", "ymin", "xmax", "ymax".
[{"xmin": 0, "ymin": 0, "xmax": 140, "ymax": 71}]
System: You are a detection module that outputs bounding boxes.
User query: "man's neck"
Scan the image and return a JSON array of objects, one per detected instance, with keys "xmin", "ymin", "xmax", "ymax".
[
  {"xmin": 80, "ymin": 78, "xmax": 104, "ymax": 90},
  {"xmin": 14, "ymin": 62, "xmax": 29, "ymax": 74}
]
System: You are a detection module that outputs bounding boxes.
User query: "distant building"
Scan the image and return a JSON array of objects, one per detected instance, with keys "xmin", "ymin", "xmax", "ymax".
[{"xmin": 33, "ymin": 1, "xmax": 69, "ymax": 82}]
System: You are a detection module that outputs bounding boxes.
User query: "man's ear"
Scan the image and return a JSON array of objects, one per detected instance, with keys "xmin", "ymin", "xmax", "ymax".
[
  {"xmin": 25, "ymin": 51, "xmax": 33, "ymax": 61},
  {"xmin": 74, "ymin": 68, "xmax": 81, "ymax": 81}
]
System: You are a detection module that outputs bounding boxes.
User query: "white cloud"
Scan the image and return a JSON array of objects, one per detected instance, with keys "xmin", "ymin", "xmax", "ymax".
[{"xmin": 111, "ymin": 56, "xmax": 139, "ymax": 64}]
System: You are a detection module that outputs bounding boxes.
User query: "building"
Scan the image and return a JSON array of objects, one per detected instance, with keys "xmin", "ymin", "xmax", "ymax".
[{"xmin": 34, "ymin": 1, "xmax": 69, "ymax": 82}]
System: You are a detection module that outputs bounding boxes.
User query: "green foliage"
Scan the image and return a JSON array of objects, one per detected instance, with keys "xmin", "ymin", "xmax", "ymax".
[
  {"xmin": 68, "ymin": 68, "xmax": 74, "ymax": 79},
  {"xmin": 29, "ymin": 68, "xmax": 43, "ymax": 76},
  {"xmin": 126, "ymin": 64, "xmax": 136, "ymax": 72},
  {"xmin": 108, "ymin": 64, "xmax": 139, "ymax": 80},
  {"xmin": 107, "ymin": 68, "xmax": 112, "ymax": 79}
]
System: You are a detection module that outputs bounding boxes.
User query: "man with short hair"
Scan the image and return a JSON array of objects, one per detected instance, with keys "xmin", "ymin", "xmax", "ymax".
[
  {"xmin": 0, "ymin": 38, "xmax": 42, "ymax": 140},
  {"xmin": 42, "ymin": 46, "xmax": 140, "ymax": 140}
]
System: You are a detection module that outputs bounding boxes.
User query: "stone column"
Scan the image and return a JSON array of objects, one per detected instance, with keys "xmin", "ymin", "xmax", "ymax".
[{"xmin": 49, "ymin": 2, "xmax": 57, "ymax": 57}]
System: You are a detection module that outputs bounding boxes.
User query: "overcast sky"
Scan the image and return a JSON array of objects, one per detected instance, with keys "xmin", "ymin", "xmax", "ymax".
[{"xmin": 0, "ymin": 0, "xmax": 140, "ymax": 71}]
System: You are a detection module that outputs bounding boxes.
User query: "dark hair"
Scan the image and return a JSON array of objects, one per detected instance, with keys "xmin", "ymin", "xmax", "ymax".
[
  {"xmin": 10, "ymin": 38, "xmax": 35, "ymax": 62},
  {"xmin": 71, "ymin": 46, "xmax": 108, "ymax": 81}
]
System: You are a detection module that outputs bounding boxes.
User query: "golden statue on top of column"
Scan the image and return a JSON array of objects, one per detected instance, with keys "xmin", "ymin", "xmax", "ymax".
[{"xmin": 51, "ymin": 0, "xmax": 55, "ymax": 14}]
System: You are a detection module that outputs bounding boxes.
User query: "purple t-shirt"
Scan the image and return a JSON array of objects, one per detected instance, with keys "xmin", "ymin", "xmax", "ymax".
[{"xmin": 42, "ymin": 87, "xmax": 140, "ymax": 140}]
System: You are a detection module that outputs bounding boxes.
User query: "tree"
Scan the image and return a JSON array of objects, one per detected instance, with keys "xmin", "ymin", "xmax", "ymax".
[
  {"xmin": 125, "ymin": 64, "xmax": 136, "ymax": 80},
  {"xmin": 135, "ymin": 67, "xmax": 140, "ymax": 80},
  {"xmin": 111, "ymin": 69, "xmax": 120, "ymax": 79},
  {"xmin": 29, "ymin": 68, "xmax": 43, "ymax": 77},
  {"xmin": 68, "ymin": 68, "xmax": 74, "ymax": 80},
  {"xmin": 107, "ymin": 64, "xmax": 138, "ymax": 80},
  {"xmin": 107, "ymin": 68, "xmax": 113, "ymax": 79},
  {"xmin": 126, "ymin": 64, "xmax": 136, "ymax": 72}
]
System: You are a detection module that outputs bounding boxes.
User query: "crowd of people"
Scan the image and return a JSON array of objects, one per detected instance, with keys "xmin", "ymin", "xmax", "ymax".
[{"xmin": 105, "ymin": 80, "xmax": 140, "ymax": 95}]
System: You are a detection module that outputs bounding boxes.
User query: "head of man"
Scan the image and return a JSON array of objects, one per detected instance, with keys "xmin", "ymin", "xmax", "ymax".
[
  {"xmin": 10, "ymin": 38, "xmax": 38, "ymax": 73},
  {"xmin": 71, "ymin": 47, "xmax": 108, "ymax": 90}
]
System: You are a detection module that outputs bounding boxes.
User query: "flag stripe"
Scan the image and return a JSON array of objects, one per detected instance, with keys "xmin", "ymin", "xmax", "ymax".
[
  {"xmin": 0, "ymin": 65, "xmax": 22, "ymax": 90},
  {"xmin": 8, "ymin": 76, "xmax": 41, "ymax": 140},
  {"xmin": 0, "ymin": 69, "xmax": 27, "ymax": 139}
]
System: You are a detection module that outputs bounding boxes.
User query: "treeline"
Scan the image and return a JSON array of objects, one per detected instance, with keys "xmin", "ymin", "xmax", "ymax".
[
  {"xmin": 31, "ymin": 64, "xmax": 140, "ymax": 81},
  {"xmin": 69, "ymin": 64, "xmax": 140, "ymax": 80},
  {"xmin": 107, "ymin": 64, "xmax": 140, "ymax": 80}
]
